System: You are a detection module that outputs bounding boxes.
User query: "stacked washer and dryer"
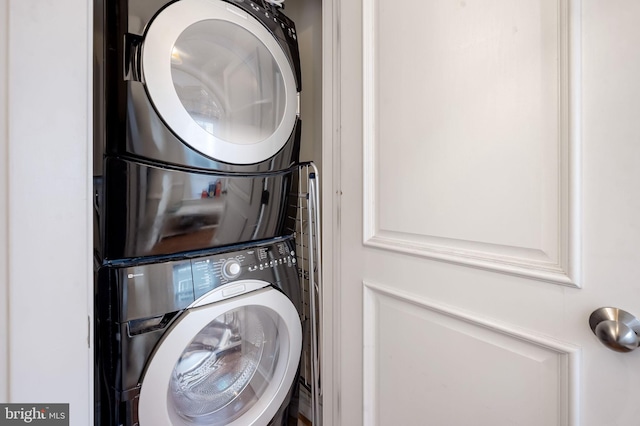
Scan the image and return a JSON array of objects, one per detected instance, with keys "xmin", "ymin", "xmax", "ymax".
[{"xmin": 93, "ymin": 0, "xmax": 309, "ymax": 425}]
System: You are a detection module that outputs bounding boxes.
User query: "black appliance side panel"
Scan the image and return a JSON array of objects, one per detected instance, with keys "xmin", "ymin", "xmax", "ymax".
[{"xmin": 94, "ymin": 267, "xmax": 123, "ymax": 426}]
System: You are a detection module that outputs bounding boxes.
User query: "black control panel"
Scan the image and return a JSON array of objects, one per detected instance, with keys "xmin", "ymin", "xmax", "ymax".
[
  {"xmin": 228, "ymin": 0, "xmax": 302, "ymax": 91},
  {"xmin": 190, "ymin": 238, "xmax": 297, "ymax": 298},
  {"xmin": 116, "ymin": 236, "xmax": 299, "ymax": 321},
  {"xmin": 231, "ymin": 0, "xmax": 297, "ymax": 39}
]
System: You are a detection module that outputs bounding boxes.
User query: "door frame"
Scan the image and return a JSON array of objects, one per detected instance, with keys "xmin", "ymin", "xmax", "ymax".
[
  {"xmin": 0, "ymin": 0, "xmax": 341, "ymax": 423},
  {"xmin": 2, "ymin": 1, "xmax": 93, "ymax": 422},
  {"xmin": 321, "ymin": 0, "xmax": 341, "ymax": 424}
]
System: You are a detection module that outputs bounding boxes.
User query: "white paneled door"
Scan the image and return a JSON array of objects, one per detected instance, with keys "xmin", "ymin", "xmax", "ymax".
[{"xmin": 336, "ymin": 0, "xmax": 640, "ymax": 425}]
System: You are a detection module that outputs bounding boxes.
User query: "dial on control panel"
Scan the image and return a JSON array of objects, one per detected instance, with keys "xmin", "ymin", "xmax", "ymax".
[{"xmin": 222, "ymin": 259, "xmax": 242, "ymax": 280}]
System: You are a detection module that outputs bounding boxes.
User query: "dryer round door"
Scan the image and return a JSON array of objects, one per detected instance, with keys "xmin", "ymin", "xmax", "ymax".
[
  {"xmin": 138, "ymin": 286, "xmax": 302, "ymax": 426},
  {"xmin": 142, "ymin": 0, "xmax": 298, "ymax": 165}
]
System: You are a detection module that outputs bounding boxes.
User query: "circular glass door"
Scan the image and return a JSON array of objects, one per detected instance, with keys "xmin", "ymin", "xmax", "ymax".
[
  {"xmin": 138, "ymin": 286, "xmax": 302, "ymax": 426},
  {"xmin": 169, "ymin": 305, "xmax": 280, "ymax": 425},
  {"xmin": 142, "ymin": 0, "xmax": 298, "ymax": 165}
]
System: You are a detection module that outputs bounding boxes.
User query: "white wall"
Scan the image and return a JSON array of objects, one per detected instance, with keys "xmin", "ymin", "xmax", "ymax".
[
  {"xmin": 3, "ymin": 1, "xmax": 92, "ymax": 424},
  {"xmin": 0, "ymin": 0, "xmax": 9, "ymax": 403}
]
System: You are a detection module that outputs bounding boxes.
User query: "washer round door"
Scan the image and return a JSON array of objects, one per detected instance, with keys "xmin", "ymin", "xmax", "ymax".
[
  {"xmin": 142, "ymin": 0, "xmax": 298, "ymax": 165},
  {"xmin": 138, "ymin": 286, "xmax": 302, "ymax": 426}
]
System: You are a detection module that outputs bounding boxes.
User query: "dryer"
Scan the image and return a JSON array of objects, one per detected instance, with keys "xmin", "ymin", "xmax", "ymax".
[
  {"xmin": 95, "ymin": 236, "xmax": 303, "ymax": 426},
  {"xmin": 96, "ymin": 0, "xmax": 302, "ymax": 173},
  {"xmin": 94, "ymin": 0, "xmax": 303, "ymax": 260}
]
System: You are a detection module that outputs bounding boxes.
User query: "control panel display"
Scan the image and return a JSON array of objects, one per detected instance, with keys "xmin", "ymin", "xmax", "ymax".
[
  {"xmin": 192, "ymin": 258, "xmax": 219, "ymax": 299},
  {"xmin": 172, "ymin": 262, "xmax": 195, "ymax": 306}
]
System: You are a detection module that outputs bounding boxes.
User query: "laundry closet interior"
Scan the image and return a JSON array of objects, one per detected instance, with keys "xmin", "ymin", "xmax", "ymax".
[{"xmin": 92, "ymin": 0, "xmax": 326, "ymax": 425}]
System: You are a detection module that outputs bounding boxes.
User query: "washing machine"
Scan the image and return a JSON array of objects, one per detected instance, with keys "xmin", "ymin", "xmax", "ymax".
[
  {"xmin": 95, "ymin": 236, "xmax": 303, "ymax": 425},
  {"xmin": 94, "ymin": 0, "xmax": 303, "ymax": 260}
]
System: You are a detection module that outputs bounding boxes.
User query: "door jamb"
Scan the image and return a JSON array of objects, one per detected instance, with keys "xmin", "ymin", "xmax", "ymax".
[{"xmin": 322, "ymin": 0, "xmax": 341, "ymax": 424}]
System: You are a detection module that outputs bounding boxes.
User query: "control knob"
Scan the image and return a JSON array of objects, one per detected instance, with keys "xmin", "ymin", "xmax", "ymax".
[{"xmin": 222, "ymin": 259, "xmax": 242, "ymax": 279}]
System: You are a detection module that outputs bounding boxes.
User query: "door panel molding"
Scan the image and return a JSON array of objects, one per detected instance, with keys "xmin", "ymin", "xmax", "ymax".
[
  {"xmin": 363, "ymin": 281, "xmax": 580, "ymax": 426},
  {"xmin": 362, "ymin": 0, "xmax": 582, "ymax": 287}
]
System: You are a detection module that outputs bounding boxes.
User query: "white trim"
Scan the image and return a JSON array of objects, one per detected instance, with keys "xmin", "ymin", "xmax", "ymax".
[
  {"xmin": 362, "ymin": 0, "xmax": 376, "ymax": 251},
  {"xmin": 366, "ymin": 231, "xmax": 578, "ymax": 287},
  {"xmin": 363, "ymin": 281, "xmax": 581, "ymax": 426},
  {"xmin": 143, "ymin": 0, "xmax": 298, "ymax": 165},
  {"xmin": 322, "ymin": 0, "xmax": 340, "ymax": 424},
  {"xmin": 7, "ymin": 3, "xmax": 92, "ymax": 423},
  {"xmin": 362, "ymin": 284, "xmax": 377, "ymax": 426},
  {"xmin": 138, "ymin": 287, "xmax": 302, "ymax": 426},
  {"xmin": 361, "ymin": 0, "xmax": 582, "ymax": 288},
  {"xmin": 0, "ymin": 0, "xmax": 8, "ymax": 403},
  {"xmin": 566, "ymin": 0, "xmax": 582, "ymax": 290},
  {"xmin": 86, "ymin": 0, "xmax": 95, "ymax": 423}
]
